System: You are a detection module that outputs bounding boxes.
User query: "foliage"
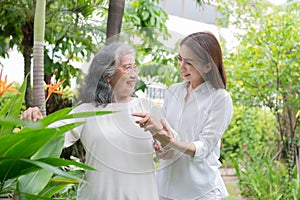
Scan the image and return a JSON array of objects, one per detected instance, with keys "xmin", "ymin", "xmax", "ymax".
[
  {"xmin": 221, "ymin": 105, "xmax": 276, "ymax": 167},
  {"xmin": 0, "ymin": 0, "xmax": 181, "ymax": 106},
  {"xmin": 0, "ymin": 78, "xmax": 112, "ymax": 198},
  {"xmin": 215, "ymin": 0, "xmax": 300, "ymax": 198},
  {"xmin": 0, "ymin": 83, "xmax": 25, "ymax": 112},
  {"xmin": 0, "ymin": 0, "xmax": 106, "ymax": 83},
  {"xmin": 221, "ymin": 0, "xmax": 300, "ymax": 108},
  {"xmin": 123, "ymin": 0, "xmax": 181, "ymax": 87},
  {"xmin": 219, "ymin": 0, "xmax": 300, "ymax": 179},
  {"xmin": 233, "ymin": 155, "xmax": 300, "ymax": 199}
]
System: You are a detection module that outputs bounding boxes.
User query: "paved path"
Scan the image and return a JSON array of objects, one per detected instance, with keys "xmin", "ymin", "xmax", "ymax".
[
  {"xmin": 220, "ymin": 167, "xmax": 238, "ymax": 184},
  {"xmin": 220, "ymin": 168, "xmax": 243, "ymax": 199}
]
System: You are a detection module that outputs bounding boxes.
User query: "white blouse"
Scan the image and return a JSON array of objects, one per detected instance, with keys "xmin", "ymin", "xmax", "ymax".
[
  {"xmin": 156, "ymin": 81, "xmax": 233, "ymax": 199},
  {"xmin": 54, "ymin": 98, "xmax": 162, "ymax": 200}
]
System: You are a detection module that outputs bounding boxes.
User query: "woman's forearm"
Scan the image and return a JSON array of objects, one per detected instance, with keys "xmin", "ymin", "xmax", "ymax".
[{"xmin": 168, "ymin": 139, "xmax": 196, "ymax": 157}]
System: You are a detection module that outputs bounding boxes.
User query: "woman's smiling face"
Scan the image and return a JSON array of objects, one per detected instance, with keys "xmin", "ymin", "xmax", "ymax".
[
  {"xmin": 178, "ymin": 45, "xmax": 204, "ymax": 88},
  {"xmin": 109, "ymin": 53, "xmax": 138, "ymax": 97}
]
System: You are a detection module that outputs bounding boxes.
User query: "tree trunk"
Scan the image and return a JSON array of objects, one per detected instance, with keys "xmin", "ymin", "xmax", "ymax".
[
  {"xmin": 21, "ymin": 22, "xmax": 34, "ymax": 108},
  {"xmin": 106, "ymin": 0, "xmax": 125, "ymax": 45},
  {"xmin": 33, "ymin": 0, "xmax": 46, "ymax": 116}
]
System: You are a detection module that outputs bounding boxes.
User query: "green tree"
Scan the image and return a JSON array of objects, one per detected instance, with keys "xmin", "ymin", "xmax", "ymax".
[
  {"xmin": 0, "ymin": 0, "xmax": 174, "ymax": 107},
  {"xmin": 220, "ymin": 0, "xmax": 300, "ymax": 177},
  {"xmin": 0, "ymin": 0, "xmax": 105, "ymax": 107}
]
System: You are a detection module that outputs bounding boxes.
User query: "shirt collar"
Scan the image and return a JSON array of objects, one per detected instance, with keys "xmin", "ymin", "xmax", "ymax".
[{"xmin": 184, "ymin": 81, "xmax": 214, "ymax": 94}]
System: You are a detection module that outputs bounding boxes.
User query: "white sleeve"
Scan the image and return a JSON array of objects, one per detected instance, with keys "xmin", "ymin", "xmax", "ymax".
[{"xmin": 192, "ymin": 92, "xmax": 233, "ymax": 161}]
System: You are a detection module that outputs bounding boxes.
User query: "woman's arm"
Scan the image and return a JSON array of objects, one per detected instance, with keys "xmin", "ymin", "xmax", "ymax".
[
  {"xmin": 20, "ymin": 107, "xmax": 44, "ymax": 121},
  {"xmin": 132, "ymin": 113, "xmax": 196, "ymax": 156},
  {"xmin": 133, "ymin": 91, "xmax": 233, "ymax": 159}
]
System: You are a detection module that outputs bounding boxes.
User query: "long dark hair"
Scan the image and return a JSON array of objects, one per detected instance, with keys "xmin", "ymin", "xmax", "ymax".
[{"xmin": 180, "ymin": 32, "xmax": 226, "ymax": 89}]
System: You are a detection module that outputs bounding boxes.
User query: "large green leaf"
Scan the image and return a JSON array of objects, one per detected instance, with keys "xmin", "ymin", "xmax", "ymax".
[
  {"xmin": 16, "ymin": 108, "xmax": 112, "ymax": 197},
  {"xmin": 0, "ymin": 129, "xmax": 58, "ymax": 158},
  {"xmin": 0, "ymin": 122, "xmax": 84, "ymax": 184},
  {"xmin": 37, "ymin": 181, "xmax": 71, "ymax": 199},
  {"xmin": 37, "ymin": 158, "xmax": 93, "ymax": 170},
  {"xmin": 18, "ymin": 139, "xmax": 60, "ymax": 198},
  {"xmin": 37, "ymin": 170, "xmax": 85, "ymax": 198},
  {"xmin": 0, "ymin": 158, "xmax": 39, "ymax": 181},
  {"xmin": 17, "ymin": 158, "xmax": 93, "ymax": 198},
  {"xmin": 38, "ymin": 107, "xmax": 73, "ymax": 127},
  {"xmin": 16, "ymin": 122, "xmax": 84, "ymax": 197},
  {"xmin": 0, "ymin": 157, "xmax": 92, "ymax": 182},
  {"xmin": 0, "ymin": 123, "xmax": 84, "ymax": 158},
  {"xmin": 18, "ymin": 169, "xmax": 53, "ymax": 198},
  {"xmin": 39, "ymin": 109, "xmax": 115, "ymax": 127},
  {"xmin": 0, "ymin": 117, "xmax": 42, "ymax": 129}
]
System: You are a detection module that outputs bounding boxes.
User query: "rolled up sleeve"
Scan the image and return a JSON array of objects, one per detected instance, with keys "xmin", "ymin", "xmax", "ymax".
[{"xmin": 193, "ymin": 91, "xmax": 233, "ymax": 161}]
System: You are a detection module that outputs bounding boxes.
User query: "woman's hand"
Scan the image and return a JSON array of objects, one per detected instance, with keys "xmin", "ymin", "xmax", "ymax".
[
  {"xmin": 154, "ymin": 139, "xmax": 174, "ymax": 160},
  {"xmin": 156, "ymin": 149, "xmax": 175, "ymax": 160},
  {"xmin": 131, "ymin": 113, "xmax": 163, "ymax": 135},
  {"xmin": 20, "ymin": 107, "xmax": 43, "ymax": 121},
  {"xmin": 132, "ymin": 113, "xmax": 174, "ymax": 148},
  {"xmin": 152, "ymin": 119, "xmax": 174, "ymax": 148}
]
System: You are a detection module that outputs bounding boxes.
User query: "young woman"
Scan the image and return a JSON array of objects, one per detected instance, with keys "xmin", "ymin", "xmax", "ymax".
[{"xmin": 133, "ymin": 32, "xmax": 233, "ymax": 200}]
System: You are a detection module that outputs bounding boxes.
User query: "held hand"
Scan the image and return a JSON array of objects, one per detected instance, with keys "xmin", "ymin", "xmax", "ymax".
[
  {"xmin": 131, "ymin": 113, "xmax": 163, "ymax": 134},
  {"xmin": 154, "ymin": 138, "xmax": 175, "ymax": 160},
  {"xmin": 153, "ymin": 119, "xmax": 174, "ymax": 149},
  {"xmin": 156, "ymin": 149, "xmax": 174, "ymax": 160},
  {"xmin": 20, "ymin": 107, "xmax": 43, "ymax": 122},
  {"xmin": 132, "ymin": 113, "xmax": 174, "ymax": 149}
]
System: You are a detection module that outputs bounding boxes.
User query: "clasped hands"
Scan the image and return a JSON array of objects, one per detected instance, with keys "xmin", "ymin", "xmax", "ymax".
[{"xmin": 131, "ymin": 113, "xmax": 174, "ymax": 150}]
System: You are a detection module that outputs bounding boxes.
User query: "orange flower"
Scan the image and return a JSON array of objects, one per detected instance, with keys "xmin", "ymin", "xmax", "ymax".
[
  {"xmin": 0, "ymin": 69, "xmax": 20, "ymax": 97},
  {"xmin": 45, "ymin": 79, "xmax": 65, "ymax": 100}
]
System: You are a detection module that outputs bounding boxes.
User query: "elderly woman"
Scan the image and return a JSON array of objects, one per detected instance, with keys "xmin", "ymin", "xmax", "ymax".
[{"xmin": 21, "ymin": 42, "xmax": 160, "ymax": 200}]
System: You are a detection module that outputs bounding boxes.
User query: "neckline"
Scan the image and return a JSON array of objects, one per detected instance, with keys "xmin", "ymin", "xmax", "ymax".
[
  {"xmin": 111, "ymin": 97, "xmax": 137, "ymax": 104},
  {"xmin": 184, "ymin": 81, "xmax": 209, "ymax": 93}
]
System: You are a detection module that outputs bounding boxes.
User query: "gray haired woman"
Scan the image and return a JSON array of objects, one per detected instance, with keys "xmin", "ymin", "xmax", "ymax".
[{"xmin": 21, "ymin": 42, "xmax": 161, "ymax": 200}]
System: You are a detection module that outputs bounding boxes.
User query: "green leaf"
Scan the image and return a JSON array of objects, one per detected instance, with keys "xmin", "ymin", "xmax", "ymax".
[
  {"xmin": 21, "ymin": 158, "xmax": 90, "ymax": 180},
  {"xmin": 39, "ymin": 108, "xmax": 114, "ymax": 127},
  {"xmin": 142, "ymin": 11, "xmax": 149, "ymax": 20},
  {"xmin": 0, "ymin": 158, "xmax": 40, "ymax": 181},
  {"xmin": 18, "ymin": 169, "xmax": 53, "ymax": 197},
  {"xmin": 17, "ymin": 158, "xmax": 93, "ymax": 196},
  {"xmin": 0, "ymin": 128, "xmax": 59, "ymax": 158},
  {"xmin": 16, "ymin": 122, "xmax": 85, "ymax": 196},
  {"xmin": 37, "ymin": 158, "xmax": 94, "ymax": 171},
  {"xmin": 37, "ymin": 170, "xmax": 84, "ymax": 197},
  {"xmin": 37, "ymin": 181, "xmax": 71, "ymax": 198},
  {"xmin": 38, "ymin": 107, "xmax": 73, "ymax": 127},
  {"xmin": 0, "ymin": 116, "xmax": 43, "ymax": 129},
  {"xmin": 0, "ymin": 76, "xmax": 27, "ymax": 136},
  {"xmin": 17, "ymin": 136, "xmax": 64, "ymax": 196}
]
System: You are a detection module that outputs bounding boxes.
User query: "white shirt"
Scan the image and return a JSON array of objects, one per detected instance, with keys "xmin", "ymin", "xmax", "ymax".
[
  {"xmin": 156, "ymin": 81, "xmax": 233, "ymax": 199},
  {"xmin": 54, "ymin": 98, "xmax": 161, "ymax": 200}
]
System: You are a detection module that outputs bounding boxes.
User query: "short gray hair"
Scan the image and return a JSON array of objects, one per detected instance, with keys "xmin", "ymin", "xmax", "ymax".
[{"xmin": 78, "ymin": 42, "xmax": 135, "ymax": 106}]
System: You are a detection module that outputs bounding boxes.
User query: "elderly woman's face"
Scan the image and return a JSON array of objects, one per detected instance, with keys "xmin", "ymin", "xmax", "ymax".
[{"xmin": 109, "ymin": 53, "xmax": 138, "ymax": 96}]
